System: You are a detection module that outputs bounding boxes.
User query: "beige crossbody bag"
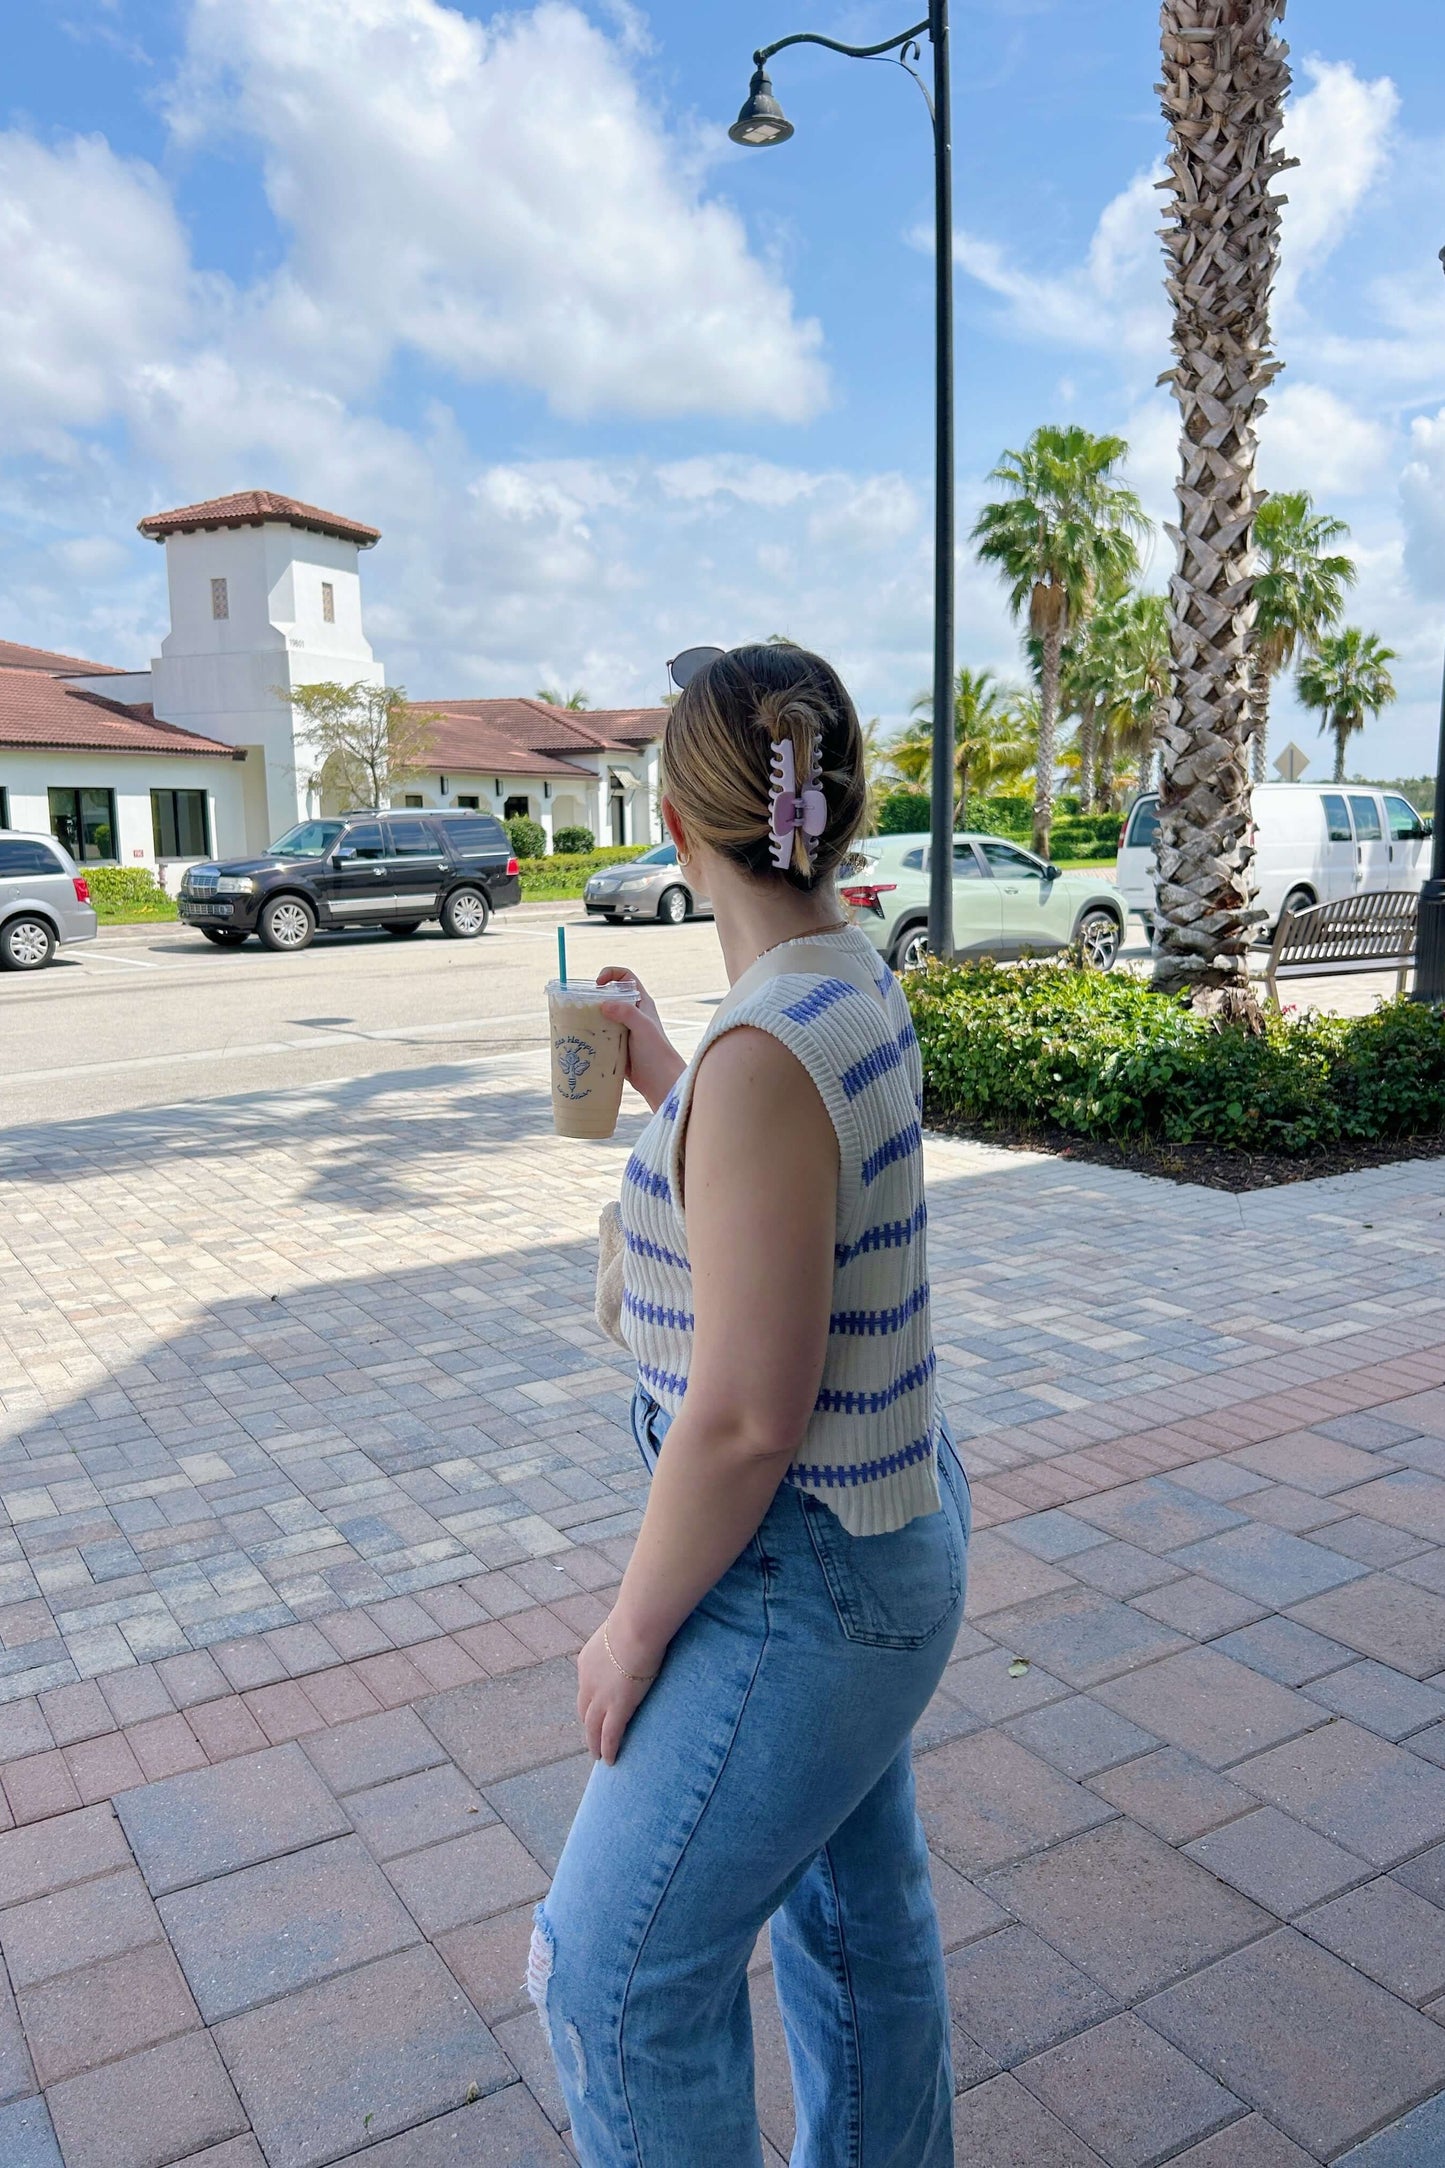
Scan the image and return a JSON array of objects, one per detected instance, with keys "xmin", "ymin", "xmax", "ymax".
[{"xmin": 594, "ymin": 938, "xmax": 887, "ymax": 1347}]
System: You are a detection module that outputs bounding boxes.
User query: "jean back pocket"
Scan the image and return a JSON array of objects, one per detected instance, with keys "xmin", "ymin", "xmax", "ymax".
[{"xmin": 800, "ymin": 1476, "xmax": 963, "ymax": 1650}]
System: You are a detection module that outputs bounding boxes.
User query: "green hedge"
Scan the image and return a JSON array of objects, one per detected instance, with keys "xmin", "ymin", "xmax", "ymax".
[
  {"xmin": 874, "ymin": 790, "xmax": 1120, "ymax": 858},
  {"xmin": 81, "ymin": 867, "xmax": 178, "ymax": 920},
  {"xmin": 907, "ymin": 959, "xmax": 1445, "ymax": 1156},
  {"xmin": 506, "ymin": 815, "xmax": 548, "ymax": 861},
  {"xmin": 516, "ymin": 845, "xmax": 648, "ymax": 899},
  {"xmin": 552, "ymin": 826, "xmax": 596, "ymax": 854}
]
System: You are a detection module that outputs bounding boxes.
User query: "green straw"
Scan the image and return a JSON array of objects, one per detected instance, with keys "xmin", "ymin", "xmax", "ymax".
[{"xmin": 557, "ymin": 924, "xmax": 567, "ymax": 985}]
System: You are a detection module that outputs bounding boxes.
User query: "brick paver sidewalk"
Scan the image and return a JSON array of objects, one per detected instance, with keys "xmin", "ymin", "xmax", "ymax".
[{"xmin": 1, "ymin": 1048, "xmax": 1444, "ymax": 2163}]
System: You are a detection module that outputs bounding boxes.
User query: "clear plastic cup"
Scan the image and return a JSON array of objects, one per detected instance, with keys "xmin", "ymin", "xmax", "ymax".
[{"xmin": 546, "ymin": 980, "xmax": 639, "ymax": 1138}]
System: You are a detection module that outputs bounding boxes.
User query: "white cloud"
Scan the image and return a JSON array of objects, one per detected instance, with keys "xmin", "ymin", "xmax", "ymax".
[
  {"xmin": 165, "ymin": 0, "xmax": 827, "ymax": 424},
  {"xmin": 1400, "ymin": 408, "xmax": 1445, "ymax": 600},
  {"xmin": 1258, "ymin": 384, "xmax": 1392, "ymax": 497},
  {"xmin": 1276, "ymin": 59, "xmax": 1399, "ymax": 305}
]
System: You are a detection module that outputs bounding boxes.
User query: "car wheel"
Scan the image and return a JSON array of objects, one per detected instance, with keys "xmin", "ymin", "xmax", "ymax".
[
  {"xmin": 657, "ymin": 885, "xmax": 689, "ymax": 926},
  {"xmin": 199, "ymin": 927, "xmax": 249, "ymax": 947},
  {"xmin": 382, "ymin": 921, "xmax": 423, "ymax": 937},
  {"xmin": 442, "ymin": 887, "xmax": 490, "ymax": 939},
  {"xmin": 1280, "ymin": 886, "xmax": 1316, "ymax": 924},
  {"xmin": 257, "ymin": 895, "xmax": 316, "ymax": 953},
  {"xmin": 892, "ymin": 924, "xmax": 929, "ymax": 972},
  {"xmin": 0, "ymin": 916, "xmax": 56, "ymax": 972},
  {"xmin": 1076, "ymin": 908, "xmax": 1122, "ymax": 971}
]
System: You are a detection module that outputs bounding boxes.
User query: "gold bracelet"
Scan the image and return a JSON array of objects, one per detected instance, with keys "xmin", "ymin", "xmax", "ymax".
[{"xmin": 603, "ymin": 1623, "xmax": 658, "ymax": 1685}]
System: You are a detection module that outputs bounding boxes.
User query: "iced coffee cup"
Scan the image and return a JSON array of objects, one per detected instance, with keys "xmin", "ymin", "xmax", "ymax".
[{"xmin": 546, "ymin": 980, "xmax": 639, "ymax": 1139}]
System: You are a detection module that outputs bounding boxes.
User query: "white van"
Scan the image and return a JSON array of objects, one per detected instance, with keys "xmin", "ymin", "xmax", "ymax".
[{"xmin": 1118, "ymin": 783, "xmax": 1432, "ymax": 937}]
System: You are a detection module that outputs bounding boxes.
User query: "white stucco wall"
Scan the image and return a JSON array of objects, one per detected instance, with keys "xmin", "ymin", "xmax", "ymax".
[
  {"xmin": 148, "ymin": 524, "xmax": 384, "ymax": 848},
  {"xmin": 0, "ymin": 749, "xmax": 249, "ymax": 872}
]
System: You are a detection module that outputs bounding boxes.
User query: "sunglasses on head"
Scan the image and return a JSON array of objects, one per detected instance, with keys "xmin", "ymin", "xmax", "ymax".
[{"xmin": 667, "ymin": 644, "xmax": 727, "ymax": 691}]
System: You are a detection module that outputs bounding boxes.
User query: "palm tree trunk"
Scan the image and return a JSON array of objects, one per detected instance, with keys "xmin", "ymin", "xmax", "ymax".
[
  {"xmin": 1333, "ymin": 721, "xmax": 1346, "ymax": 784},
  {"xmin": 1097, "ymin": 715, "xmax": 1116, "ymax": 812},
  {"xmin": 1078, "ymin": 698, "xmax": 1097, "ymax": 813},
  {"xmin": 1032, "ymin": 620, "xmax": 1063, "ymax": 858},
  {"xmin": 1152, "ymin": 0, "xmax": 1291, "ymax": 1014},
  {"xmin": 1247, "ymin": 649, "xmax": 1270, "ymax": 785},
  {"xmin": 956, "ymin": 755, "xmax": 969, "ymax": 831}
]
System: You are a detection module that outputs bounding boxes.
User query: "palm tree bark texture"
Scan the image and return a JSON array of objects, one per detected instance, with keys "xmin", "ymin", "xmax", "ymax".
[{"xmin": 1152, "ymin": 0, "xmax": 1293, "ymax": 1006}]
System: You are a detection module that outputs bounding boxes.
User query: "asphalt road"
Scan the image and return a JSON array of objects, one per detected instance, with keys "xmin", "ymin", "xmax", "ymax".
[{"xmin": 0, "ymin": 903, "xmax": 731, "ymax": 1127}]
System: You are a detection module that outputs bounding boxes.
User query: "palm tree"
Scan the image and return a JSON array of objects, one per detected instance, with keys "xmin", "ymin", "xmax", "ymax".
[
  {"xmin": 1249, "ymin": 491, "xmax": 1355, "ymax": 782},
  {"xmin": 536, "ymin": 687, "xmax": 590, "ymax": 710},
  {"xmin": 908, "ymin": 667, "xmax": 1031, "ymax": 825},
  {"xmin": 1103, "ymin": 592, "xmax": 1171, "ymax": 805},
  {"xmin": 1296, "ymin": 630, "xmax": 1397, "ymax": 782},
  {"xmin": 1153, "ymin": 0, "xmax": 1291, "ymax": 1007},
  {"xmin": 973, "ymin": 425, "xmax": 1147, "ymax": 859}
]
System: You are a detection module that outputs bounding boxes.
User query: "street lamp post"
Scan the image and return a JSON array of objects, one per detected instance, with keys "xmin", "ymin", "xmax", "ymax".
[
  {"xmin": 730, "ymin": 3, "xmax": 955, "ymax": 961},
  {"xmin": 1412, "ymin": 244, "xmax": 1445, "ymax": 1006}
]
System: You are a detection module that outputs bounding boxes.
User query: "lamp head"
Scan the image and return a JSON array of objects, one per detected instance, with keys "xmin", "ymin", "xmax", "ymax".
[{"xmin": 728, "ymin": 65, "xmax": 794, "ymax": 147}]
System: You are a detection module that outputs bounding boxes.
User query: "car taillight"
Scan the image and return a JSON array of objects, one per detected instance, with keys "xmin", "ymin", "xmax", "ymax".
[
  {"xmin": 839, "ymin": 882, "xmax": 895, "ymax": 914},
  {"xmin": 72, "ymin": 876, "xmax": 90, "ymax": 903},
  {"xmin": 506, "ymin": 856, "xmax": 519, "ymax": 876}
]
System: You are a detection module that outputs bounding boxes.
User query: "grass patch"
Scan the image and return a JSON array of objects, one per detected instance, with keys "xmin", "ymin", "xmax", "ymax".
[{"xmin": 907, "ymin": 956, "xmax": 1445, "ymax": 1158}]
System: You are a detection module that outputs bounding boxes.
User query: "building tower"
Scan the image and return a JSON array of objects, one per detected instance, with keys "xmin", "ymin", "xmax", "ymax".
[{"xmin": 138, "ymin": 490, "xmax": 384, "ymax": 850}]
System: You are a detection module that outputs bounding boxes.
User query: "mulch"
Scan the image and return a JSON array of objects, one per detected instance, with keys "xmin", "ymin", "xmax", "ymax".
[{"xmin": 923, "ymin": 1108, "xmax": 1445, "ymax": 1192}]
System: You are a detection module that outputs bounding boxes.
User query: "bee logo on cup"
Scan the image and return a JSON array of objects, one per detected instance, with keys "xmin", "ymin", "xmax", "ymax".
[{"xmin": 556, "ymin": 1037, "xmax": 593, "ymax": 1100}]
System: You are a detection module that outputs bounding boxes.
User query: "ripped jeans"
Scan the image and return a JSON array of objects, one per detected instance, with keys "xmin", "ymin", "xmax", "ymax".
[{"xmin": 529, "ymin": 1386, "xmax": 970, "ymax": 2167}]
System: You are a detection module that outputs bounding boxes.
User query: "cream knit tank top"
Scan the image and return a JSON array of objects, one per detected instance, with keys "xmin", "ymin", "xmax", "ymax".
[{"xmin": 619, "ymin": 926, "xmax": 939, "ymax": 1536}]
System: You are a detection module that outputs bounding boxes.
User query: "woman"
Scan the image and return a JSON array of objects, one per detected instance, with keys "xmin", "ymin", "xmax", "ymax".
[{"xmin": 529, "ymin": 643, "xmax": 970, "ymax": 2166}]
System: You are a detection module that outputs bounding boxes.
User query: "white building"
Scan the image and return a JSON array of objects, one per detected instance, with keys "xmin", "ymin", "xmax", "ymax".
[{"xmin": 0, "ymin": 489, "xmax": 665, "ymax": 873}]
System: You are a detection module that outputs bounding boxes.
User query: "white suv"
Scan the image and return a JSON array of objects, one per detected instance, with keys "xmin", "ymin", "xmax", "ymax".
[{"xmin": 0, "ymin": 832, "xmax": 100, "ymax": 971}]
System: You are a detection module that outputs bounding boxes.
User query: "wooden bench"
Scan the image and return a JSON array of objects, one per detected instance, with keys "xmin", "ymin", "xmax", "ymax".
[{"xmin": 1264, "ymin": 889, "xmax": 1418, "ymax": 1005}]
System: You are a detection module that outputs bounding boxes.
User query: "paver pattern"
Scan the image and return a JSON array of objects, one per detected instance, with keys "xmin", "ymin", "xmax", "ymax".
[{"xmin": 1, "ymin": 1043, "xmax": 1444, "ymax": 2162}]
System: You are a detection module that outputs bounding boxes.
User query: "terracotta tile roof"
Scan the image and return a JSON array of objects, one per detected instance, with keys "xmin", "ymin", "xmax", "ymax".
[
  {"xmin": 137, "ymin": 490, "xmax": 381, "ymax": 548},
  {"xmin": 0, "ymin": 668, "xmax": 240, "ymax": 758},
  {"xmin": 409, "ymin": 698, "xmax": 665, "ymax": 777},
  {"xmin": 0, "ymin": 638, "xmax": 127, "ymax": 676}
]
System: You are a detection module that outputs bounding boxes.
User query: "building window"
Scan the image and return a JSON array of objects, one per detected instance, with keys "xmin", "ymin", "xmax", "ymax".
[
  {"xmin": 151, "ymin": 789, "xmax": 211, "ymax": 859},
  {"xmin": 48, "ymin": 787, "xmax": 117, "ymax": 863},
  {"xmin": 504, "ymin": 794, "xmax": 530, "ymax": 821},
  {"xmin": 321, "ymin": 581, "xmax": 335, "ymax": 623},
  {"xmin": 455, "ymin": 795, "xmax": 479, "ymax": 809},
  {"xmin": 403, "ymin": 794, "xmax": 424, "ymax": 808},
  {"xmin": 0, "ymin": 787, "xmax": 8, "ymax": 829},
  {"xmin": 211, "ymin": 577, "xmax": 229, "ymax": 620}
]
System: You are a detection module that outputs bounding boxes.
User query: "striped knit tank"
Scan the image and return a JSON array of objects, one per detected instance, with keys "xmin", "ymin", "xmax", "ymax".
[{"xmin": 619, "ymin": 925, "xmax": 939, "ymax": 1536}]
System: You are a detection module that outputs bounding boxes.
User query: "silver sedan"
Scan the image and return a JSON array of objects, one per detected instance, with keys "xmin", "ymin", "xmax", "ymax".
[{"xmin": 582, "ymin": 842, "xmax": 713, "ymax": 927}]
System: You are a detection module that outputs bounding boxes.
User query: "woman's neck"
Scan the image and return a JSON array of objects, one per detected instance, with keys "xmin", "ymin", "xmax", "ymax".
[{"xmin": 709, "ymin": 869, "xmax": 848, "ymax": 986}]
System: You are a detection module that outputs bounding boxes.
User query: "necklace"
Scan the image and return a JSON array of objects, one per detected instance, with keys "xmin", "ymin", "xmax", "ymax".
[{"xmin": 752, "ymin": 921, "xmax": 851, "ymax": 966}]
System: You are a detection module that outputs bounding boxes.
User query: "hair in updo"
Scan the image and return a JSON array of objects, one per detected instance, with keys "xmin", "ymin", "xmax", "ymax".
[{"xmin": 661, "ymin": 643, "xmax": 868, "ymax": 891}]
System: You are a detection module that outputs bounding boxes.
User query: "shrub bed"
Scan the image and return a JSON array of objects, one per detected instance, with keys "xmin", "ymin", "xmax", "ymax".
[
  {"xmin": 907, "ymin": 959, "xmax": 1445, "ymax": 1156},
  {"xmin": 872, "ymin": 790, "xmax": 1120, "ymax": 859},
  {"xmin": 516, "ymin": 845, "xmax": 647, "ymax": 900},
  {"xmin": 506, "ymin": 815, "xmax": 548, "ymax": 861},
  {"xmin": 81, "ymin": 866, "xmax": 178, "ymax": 921}
]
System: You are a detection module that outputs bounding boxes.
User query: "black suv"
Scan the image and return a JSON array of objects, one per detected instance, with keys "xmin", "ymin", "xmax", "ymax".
[{"xmin": 177, "ymin": 810, "xmax": 521, "ymax": 953}]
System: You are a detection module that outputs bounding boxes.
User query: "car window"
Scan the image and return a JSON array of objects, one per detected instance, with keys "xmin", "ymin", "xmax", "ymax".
[
  {"xmin": 952, "ymin": 842, "xmax": 984, "ymax": 878},
  {"xmin": 271, "ymin": 821, "xmax": 344, "ymax": 858},
  {"xmin": 631, "ymin": 842, "xmax": 677, "ymax": 866},
  {"xmin": 386, "ymin": 820, "xmax": 443, "ymax": 856},
  {"xmin": 977, "ymin": 840, "xmax": 1045, "ymax": 880},
  {"xmin": 1125, "ymin": 797, "xmax": 1159, "ymax": 849},
  {"xmin": 0, "ymin": 839, "xmax": 64, "ymax": 876},
  {"xmin": 1321, "ymin": 793, "xmax": 1352, "ymax": 843},
  {"xmin": 1385, "ymin": 793, "xmax": 1424, "ymax": 842},
  {"xmin": 1348, "ymin": 794, "xmax": 1383, "ymax": 842},
  {"xmin": 337, "ymin": 822, "xmax": 387, "ymax": 861},
  {"xmin": 439, "ymin": 815, "xmax": 507, "ymax": 856},
  {"xmin": 900, "ymin": 846, "xmax": 925, "ymax": 871}
]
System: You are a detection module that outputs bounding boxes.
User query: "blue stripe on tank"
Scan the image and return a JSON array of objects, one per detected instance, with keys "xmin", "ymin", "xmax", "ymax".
[
  {"xmin": 815, "ymin": 1349, "xmax": 935, "ymax": 1415},
  {"xmin": 860, "ymin": 1121, "xmax": 922, "ymax": 1187},
  {"xmin": 623, "ymin": 1288, "xmax": 695, "ymax": 1332},
  {"xmin": 624, "ymin": 1228, "xmax": 691, "ymax": 1273},
  {"xmin": 789, "ymin": 1430, "xmax": 936, "ymax": 1490},
  {"xmin": 840, "ymin": 1035, "xmax": 904, "ymax": 1099},
  {"xmin": 625, "ymin": 1154, "xmax": 671, "ymax": 1200},
  {"xmin": 781, "ymin": 978, "xmax": 861, "ymax": 1025},
  {"xmin": 661, "ymin": 1088, "xmax": 680, "ymax": 1122},
  {"xmin": 638, "ymin": 1359, "xmax": 688, "ymax": 1398},
  {"xmin": 834, "ymin": 1200, "xmax": 928, "ymax": 1266},
  {"xmin": 829, "ymin": 1282, "xmax": 929, "ymax": 1337}
]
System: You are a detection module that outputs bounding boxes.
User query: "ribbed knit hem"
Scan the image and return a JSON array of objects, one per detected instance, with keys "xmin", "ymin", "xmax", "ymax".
[{"xmin": 790, "ymin": 1451, "xmax": 942, "ymax": 1536}]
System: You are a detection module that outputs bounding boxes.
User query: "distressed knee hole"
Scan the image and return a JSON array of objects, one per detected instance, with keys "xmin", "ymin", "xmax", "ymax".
[{"xmin": 526, "ymin": 1906, "xmax": 587, "ymax": 2099}]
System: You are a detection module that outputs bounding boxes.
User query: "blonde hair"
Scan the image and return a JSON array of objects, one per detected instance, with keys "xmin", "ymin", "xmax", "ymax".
[{"xmin": 661, "ymin": 644, "xmax": 867, "ymax": 890}]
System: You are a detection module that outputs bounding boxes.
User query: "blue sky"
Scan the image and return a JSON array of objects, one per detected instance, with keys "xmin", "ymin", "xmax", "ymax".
[{"xmin": 2, "ymin": 0, "xmax": 1443, "ymax": 774}]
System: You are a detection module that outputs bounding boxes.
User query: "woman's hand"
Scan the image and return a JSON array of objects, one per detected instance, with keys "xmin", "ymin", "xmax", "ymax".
[
  {"xmin": 597, "ymin": 967, "xmax": 686, "ymax": 1112},
  {"xmin": 576, "ymin": 1612, "xmax": 663, "ymax": 1764}
]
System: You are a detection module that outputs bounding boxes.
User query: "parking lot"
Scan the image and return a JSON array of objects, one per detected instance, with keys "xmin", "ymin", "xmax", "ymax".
[{"xmin": 0, "ymin": 903, "xmax": 732, "ymax": 1126}]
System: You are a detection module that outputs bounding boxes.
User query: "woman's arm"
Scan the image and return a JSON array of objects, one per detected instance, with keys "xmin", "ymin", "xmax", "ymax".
[{"xmin": 576, "ymin": 1024, "xmax": 838, "ymax": 1761}]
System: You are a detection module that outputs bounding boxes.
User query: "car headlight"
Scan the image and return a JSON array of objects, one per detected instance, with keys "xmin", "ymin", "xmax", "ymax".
[{"xmin": 215, "ymin": 876, "xmax": 255, "ymax": 896}]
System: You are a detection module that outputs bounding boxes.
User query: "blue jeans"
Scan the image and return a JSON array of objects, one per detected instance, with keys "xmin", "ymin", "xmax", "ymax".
[{"xmin": 529, "ymin": 1387, "xmax": 970, "ymax": 2166}]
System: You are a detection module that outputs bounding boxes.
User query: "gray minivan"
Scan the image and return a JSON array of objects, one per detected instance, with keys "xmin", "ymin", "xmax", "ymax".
[{"xmin": 0, "ymin": 831, "xmax": 100, "ymax": 971}]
